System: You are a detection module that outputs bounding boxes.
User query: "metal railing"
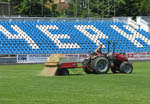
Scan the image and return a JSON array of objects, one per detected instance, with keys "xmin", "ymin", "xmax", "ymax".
[{"xmin": 0, "ymin": 16, "xmax": 130, "ymax": 23}]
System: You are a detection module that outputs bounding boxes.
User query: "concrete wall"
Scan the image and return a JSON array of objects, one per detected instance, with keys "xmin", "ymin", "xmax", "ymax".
[{"xmin": 0, "ymin": 57, "xmax": 16, "ymax": 64}]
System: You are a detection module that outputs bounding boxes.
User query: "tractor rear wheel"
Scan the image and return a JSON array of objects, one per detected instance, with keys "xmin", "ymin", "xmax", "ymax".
[
  {"xmin": 91, "ymin": 57, "xmax": 110, "ymax": 74},
  {"xmin": 120, "ymin": 62, "xmax": 133, "ymax": 74},
  {"xmin": 56, "ymin": 68, "xmax": 69, "ymax": 76}
]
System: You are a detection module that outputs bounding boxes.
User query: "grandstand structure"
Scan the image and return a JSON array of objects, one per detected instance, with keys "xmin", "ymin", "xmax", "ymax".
[
  {"xmin": 0, "ymin": 17, "xmax": 150, "ymax": 63},
  {"xmin": 137, "ymin": 16, "xmax": 150, "ymax": 33}
]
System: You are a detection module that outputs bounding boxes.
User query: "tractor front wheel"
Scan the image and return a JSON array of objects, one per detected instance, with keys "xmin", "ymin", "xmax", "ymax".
[{"xmin": 120, "ymin": 62, "xmax": 133, "ymax": 74}]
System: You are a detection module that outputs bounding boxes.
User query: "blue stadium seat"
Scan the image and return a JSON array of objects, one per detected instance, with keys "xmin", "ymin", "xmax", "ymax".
[{"xmin": 0, "ymin": 20, "xmax": 150, "ymax": 54}]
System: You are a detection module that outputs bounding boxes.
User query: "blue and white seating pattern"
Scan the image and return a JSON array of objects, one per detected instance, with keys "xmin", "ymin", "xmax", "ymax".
[{"xmin": 0, "ymin": 20, "xmax": 150, "ymax": 54}]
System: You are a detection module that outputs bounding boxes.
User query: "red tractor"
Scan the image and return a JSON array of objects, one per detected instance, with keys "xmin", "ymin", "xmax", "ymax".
[
  {"xmin": 82, "ymin": 42, "xmax": 133, "ymax": 74},
  {"xmin": 57, "ymin": 42, "xmax": 133, "ymax": 75}
]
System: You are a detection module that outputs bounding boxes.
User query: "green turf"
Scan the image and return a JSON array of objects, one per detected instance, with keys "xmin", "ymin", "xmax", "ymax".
[{"xmin": 0, "ymin": 62, "xmax": 150, "ymax": 104}]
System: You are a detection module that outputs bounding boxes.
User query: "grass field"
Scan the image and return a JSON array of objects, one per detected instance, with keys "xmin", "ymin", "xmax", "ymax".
[{"xmin": 0, "ymin": 62, "xmax": 150, "ymax": 104}]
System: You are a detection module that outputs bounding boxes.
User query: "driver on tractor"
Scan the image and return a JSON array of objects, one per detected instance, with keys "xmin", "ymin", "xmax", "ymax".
[
  {"xmin": 90, "ymin": 44, "xmax": 102, "ymax": 58},
  {"xmin": 95, "ymin": 44, "xmax": 102, "ymax": 55}
]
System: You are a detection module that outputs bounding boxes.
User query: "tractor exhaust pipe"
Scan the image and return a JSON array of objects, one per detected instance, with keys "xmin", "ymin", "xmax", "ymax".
[{"xmin": 108, "ymin": 41, "xmax": 110, "ymax": 53}]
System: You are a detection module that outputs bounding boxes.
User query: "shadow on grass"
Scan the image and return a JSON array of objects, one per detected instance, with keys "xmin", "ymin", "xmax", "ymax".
[
  {"xmin": 69, "ymin": 74, "xmax": 83, "ymax": 76},
  {"xmin": 69, "ymin": 73, "xmax": 115, "ymax": 76}
]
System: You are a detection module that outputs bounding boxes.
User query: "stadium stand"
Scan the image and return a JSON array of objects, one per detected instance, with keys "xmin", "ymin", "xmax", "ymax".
[
  {"xmin": 141, "ymin": 16, "xmax": 150, "ymax": 22},
  {"xmin": 136, "ymin": 16, "xmax": 150, "ymax": 33},
  {"xmin": 0, "ymin": 19, "xmax": 150, "ymax": 55}
]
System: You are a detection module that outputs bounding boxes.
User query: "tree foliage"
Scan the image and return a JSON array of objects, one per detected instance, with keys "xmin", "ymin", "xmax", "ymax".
[
  {"xmin": 140, "ymin": 0, "xmax": 150, "ymax": 15},
  {"xmin": 3, "ymin": 0, "xmax": 150, "ymax": 17},
  {"xmin": 115, "ymin": 0, "xmax": 140, "ymax": 17}
]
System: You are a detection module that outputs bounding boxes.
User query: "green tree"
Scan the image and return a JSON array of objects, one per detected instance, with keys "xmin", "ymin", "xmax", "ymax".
[
  {"xmin": 2, "ymin": 0, "xmax": 144, "ymax": 17},
  {"xmin": 115, "ymin": 0, "xmax": 140, "ymax": 17},
  {"xmin": 0, "ymin": 0, "xmax": 8, "ymax": 2},
  {"xmin": 69, "ymin": 0, "xmax": 114, "ymax": 17},
  {"xmin": 92, "ymin": 0, "xmax": 114, "ymax": 17},
  {"xmin": 140, "ymin": 0, "xmax": 150, "ymax": 15},
  {"xmin": 10, "ymin": 0, "xmax": 56, "ymax": 16}
]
